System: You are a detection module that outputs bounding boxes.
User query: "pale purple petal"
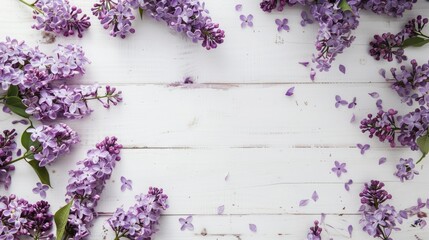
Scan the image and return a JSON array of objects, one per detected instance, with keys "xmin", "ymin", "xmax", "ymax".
[
  {"xmin": 376, "ymin": 99, "xmax": 383, "ymax": 110},
  {"xmin": 379, "ymin": 69, "xmax": 386, "ymax": 78},
  {"xmin": 320, "ymin": 213, "xmax": 326, "ymax": 224},
  {"xmin": 350, "ymin": 114, "xmax": 356, "ymax": 123},
  {"xmin": 348, "ymin": 225, "xmax": 353, "ymax": 237},
  {"xmin": 299, "ymin": 199, "xmax": 309, "ymax": 206},
  {"xmin": 217, "ymin": 205, "xmax": 225, "ymax": 215},
  {"xmin": 344, "ymin": 179, "xmax": 353, "ymax": 191},
  {"xmin": 312, "ymin": 191, "xmax": 319, "ymax": 202},
  {"xmin": 235, "ymin": 4, "xmax": 242, "ymax": 11},
  {"xmin": 299, "ymin": 61, "xmax": 309, "ymax": 67},
  {"xmin": 339, "ymin": 64, "xmax": 346, "ymax": 74},
  {"xmin": 239, "ymin": 15, "xmax": 246, "ymax": 21},
  {"xmin": 310, "ymin": 68, "xmax": 316, "ymax": 81},
  {"xmin": 249, "ymin": 223, "xmax": 257, "ymax": 232},
  {"xmin": 379, "ymin": 157, "xmax": 387, "ymax": 165},
  {"xmin": 369, "ymin": 92, "xmax": 379, "ymax": 98},
  {"xmin": 285, "ymin": 87, "xmax": 295, "ymax": 96}
]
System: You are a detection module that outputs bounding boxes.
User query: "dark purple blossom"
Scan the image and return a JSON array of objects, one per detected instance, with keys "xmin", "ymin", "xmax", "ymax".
[
  {"xmin": 64, "ymin": 137, "xmax": 122, "ymax": 239},
  {"xmin": 369, "ymin": 32, "xmax": 406, "ymax": 62},
  {"xmin": 307, "ymin": 220, "xmax": 322, "ymax": 240},
  {"xmin": 0, "ymin": 129, "xmax": 17, "ymax": 189},
  {"xmin": 275, "ymin": 18, "xmax": 289, "ymax": 32},
  {"xmin": 108, "ymin": 187, "xmax": 168, "ymax": 239}
]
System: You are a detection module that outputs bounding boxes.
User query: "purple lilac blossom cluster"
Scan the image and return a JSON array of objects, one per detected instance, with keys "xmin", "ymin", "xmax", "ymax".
[
  {"xmin": 370, "ymin": 15, "xmax": 428, "ymax": 62},
  {"xmin": 64, "ymin": 137, "xmax": 122, "ymax": 239},
  {"xmin": 0, "ymin": 194, "xmax": 53, "ymax": 239},
  {"xmin": 91, "ymin": 0, "xmax": 225, "ymax": 49},
  {"xmin": 28, "ymin": 123, "xmax": 79, "ymax": 167},
  {"xmin": 359, "ymin": 180, "xmax": 403, "ymax": 239},
  {"xmin": 19, "ymin": 0, "xmax": 91, "ymax": 37},
  {"xmin": 0, "ymin": 129, "xmax": 18, "ymax": 189},
  {"xmin": 108, "ymin": 187, "xmax": 169, "ymax": 239},
  {"xmin": 307, "ymin": 220, "xmax": 322, "ymax": 240},
  {"xmin": 0, "ymin": 37, "xmax": 122, "ymax": 120},
  {"xmin": 259, "ymin": 0, "xmax": 417, "ymax": 72}
]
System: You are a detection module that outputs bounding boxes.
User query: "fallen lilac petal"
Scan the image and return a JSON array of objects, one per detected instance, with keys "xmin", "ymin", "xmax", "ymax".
[
  {"xmin": 357, "ymin": 143, "xmax": 370, "ymax": 155},
  {"xmin": 339, "ymin": 64, "xmax": 346, "ymax": 74},
  {"xmin": 249, "ymin": 223, "xmax": 257, "ymax": 232},
  {"xmin": 350, "ymin": 114, "xmax": 356, "ymax": 123},
  {"xmin": 299, "ymin": 199, "xmax": 309, "ymax": 206},
  {"xmin": 235, "ymin": 4, "xmax": 242, "ymax": 11},
  {"xmin": 348, "ymin": 97, "xmax": 356, "ymax": 109},
  {"xmin": 320, "ymin": 213, "xmax": 326, "ymax": 224},
  {"xmin": 285, "ymin": 87, "xmax": 295, "ymax": 96},
  {"xmin": 344, "ymin": 179, "xmax": 353, "ymax": 191},
  {"xmin": 369, "ymin": 92, "xmax": 379, "ymax": 98},
  {"xmin": 310, "ymin": 68, "xmax": 316, "ymax": 81},
  {"xmin": 299, "ymin": 61, "xmax": 309, "ymax": 67},
  {"xmin": 379, "ymin": 157, "xmax": 387, "ymax": 165},
  {"xmin": 348, "ymin": 225, "xmax": 353, "ymax": 237},
  {"xmin": 312, "ymin": 191, "xmax": 319, "ymax": 202},
  {"xmin": 12, "ymin": 119, "xmax": 29, "ymax": 125},
  {"xmin": 16, "ymin": 149, "xmax": 22, "ymax": 156},
  {"xmin": 379, "ymin": 69, "xmax": 386, "ymax": 78},
  {"xmin": 217, "ymin": 205, "xmax": 225, "ymax": 215},
  {"xmin": 376, "ymin": 99, "xmax": 383, "ymax": 110}
]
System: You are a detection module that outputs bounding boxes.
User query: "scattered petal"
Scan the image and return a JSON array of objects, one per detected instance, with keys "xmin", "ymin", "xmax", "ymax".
[
  {"xmin": 299, "ymin": 61, "xmax": 309, "ymax": 67},
  {"xmin": 12, "ymin": 119, "xmax": 29, "ymax": 125},
  {"xmin": 312, "ymin": 191, "xmax": 319, "ymax": 202},
  {"xmin": 379, "ymin": 157, "xmax": 387, "ymax": 165},
  {"xmin": 249, "ymin": 223, "xmax": 257, "ymax": 232},
  {"xmin": 379, "ymin": 68, "xmax": 386, "ymax": 78},
  {"xmin": 348, "ymin": 225, "xmax": 353, "ymax": 237},
  {"xmin": 299, "ymin": 199, "xmax": 309, "ymax": 206},
  {"xmin": 348, "ymin": 97, "xmax": 356, "ymax": 109},
  {"xmin": 339, "ymin": 64, "xmax": 346, "ymax": 74},
  {"xmin": 235, "ymin": 4, "xmax": 242, "ymax": 11},
  {"xmin": 310, "ymin": 68, "xmax": 316, "ymax": 81},
  {"xmin": 320, "ymin": 213, "xmax": 326, "ymax": 224},
  {"xmin": 350, "ymin": 114, "xmax": 356, "ymax": 123},
  {"xmin": 16, "ymin": 149, "xmax": 22, "ymax": 157},
  {"xmin": 357, "ymin": 143, "xmax": 370, "ymax": 155},
  {"xmin": 369, "ymin": 92, "xmax": 379, "ymax": 98},
  {"xmin": 179, "ymin": 216, "xmax": 194, "ymax": 231},
  {"xmin": 344, "ymin": 179, "xmax": 353, "ymax": 191},
  {"xmin": 217, "ymin": 205, "xmax": 225, "ymax": 215},
  {"xmin": 285, "ymin": 87, "xmax": 295, "ymax": 96},
  {"xmin": 376, "ymin": 99, "xmax": 383, "ymax": 110}
]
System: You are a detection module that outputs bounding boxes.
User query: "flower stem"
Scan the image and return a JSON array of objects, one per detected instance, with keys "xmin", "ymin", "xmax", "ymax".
[
  {"xmin": 18, "ymin": 0, "xmax": 43, "ymax": 14},
  {"xmin": 84, "ymin": 93, "xmax": 116, "ymax": 101},
  {"xmin": 416, "ymin": 153, "xmax": 426, "ymax": 164}
]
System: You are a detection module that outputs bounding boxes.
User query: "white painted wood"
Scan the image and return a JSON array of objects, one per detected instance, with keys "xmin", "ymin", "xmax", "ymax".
[{"xmin": 1, "ymin": 0, "xmax": 429, "ymax": 239}]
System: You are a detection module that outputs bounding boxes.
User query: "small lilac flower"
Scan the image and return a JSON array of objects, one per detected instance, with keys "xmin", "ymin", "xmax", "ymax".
[
  {"xmin": 179, "ymin": 216, "xmax": 194, "ymax": 231},
  {"xmin": 357, "ymin": 143, "xmax": 370, "ymax": 155},
  {"xmin": 275, "ymin": 18, "xmax": 289, "ymax": 32},
  {"xmin": 11, "ymin": 119, "xmax": 29, "ymax": 125},
  {"xmin": 345, "ymin": 179, "xmax": 353, "ymax": 191},
  {"xmin": 235, "ymin": 4, "xmax": 242, "ymax": 11},
  {"xmin": 300, "ymin": 11, "xmax": 313, "ymax": 27},
  {"xmin": 335, "ymin": 95, "xmax": 348, "ymax": 108},
  {"xmin": 379, "ymin": 157, "xmax": 387, "ymax": 165},
  {"xmin": 348, "ymin": 97, "xmax": 357, "ymax": 108},
  {"xmin": 312, "ymin": 191, "xmax": 319, "ymax": 202},
  {"xmin": 120, "ymin": 176, "xmax": 132, "ymax": 192},
  {"xmin": 285, "ymin": 87, "xmax": 295, "ymax": 96},
  {"xmin": 339, "ymin": 64, "xmax": 346, "ymax": 74},
  {"xmin": 240, "ymin": 14, "xmax": 253, "ymax": 28},
  {"xmin": 300, "ymin": 199, "xmax": 309, "ymax": 206},
  {"xmin": 249, "ymin": 223, "xmax": 257, "ymax": 232},
  {"xmin": 394, "ymin": 158, "xmax": 419, "ymax": 182},
  {"xmin": 32, "ymin": 182, "xmax": 49, "ymax": 199},
  {"xmin": 332, "ymin": 161, "xmax": 347, "ymax": 177}
]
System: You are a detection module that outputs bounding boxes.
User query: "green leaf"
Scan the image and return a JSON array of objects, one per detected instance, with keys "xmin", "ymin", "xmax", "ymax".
[
  {"xmin": 139, "ymin": 7, "xmax": 144, "ymax": 19},
  {"xmin": 401, "ymin": 37, "xmax": 429, "ymax": 48},
  {"xmin": 339, "ymin": 0, "xmax": 352, "ymax": 12},
  {"xmin": 27, "ymin": 160, "xmax": 51, "ymax": 187},
  {"xmin": 417, "ymin": 134, "xmax": 429, "ymax": 155},
  {"xmin": 55, "ymin": 200, "xmax": 73, "ymax": 240},
  {"xmin": 7, "ymin": 85, "xmax": 19, "ymax": 97},
  {"xmin": 21, "ymin": 127, "xmax": 32, "ymax": 150},
  {"xmin": 5, "ymin": 96, "xmax": 29, "ymax": 118}
]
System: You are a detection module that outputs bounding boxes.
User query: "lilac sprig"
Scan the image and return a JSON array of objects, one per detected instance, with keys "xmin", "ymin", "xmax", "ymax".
[
  {"xmin": 108, "ymin": 187, "xmax": 169, "ymax": 239},
  {"xmin": 0, "ymin": 129, "xmax": 18, "ymax": 189},
  {"xmin": 64, "ymin": 137, "xmax": 122, "ymax": 239},
  {"xmin": 18, "ymin": 0, "xmax": 91, "ymax": 37},
  {"xmin": 91, "ymin": 0, "xmax": 225, "ymax": 49},
  {"xmin": 359, "ymin": 180, "xmax": 403, "ymax": 239},
  {"xmin": 0, "ymin": 194, "xmax": 53, "ymax": 239}
]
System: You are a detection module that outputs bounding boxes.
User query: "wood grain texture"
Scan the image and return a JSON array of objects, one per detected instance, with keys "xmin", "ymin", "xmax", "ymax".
[{"xmin": 1, "ymin": 0, "xmax": 429, "ymax": 239}]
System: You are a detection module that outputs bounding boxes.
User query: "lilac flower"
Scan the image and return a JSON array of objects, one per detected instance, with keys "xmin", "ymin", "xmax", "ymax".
[
  {"xmin": 0, "ymin": 194, "xmax": 53, "ymax": 239},
  {"xmin": 0, "ymin": 129, "xmax": 17, "ymax": 189},
  {"xmin": 120, "ymin": 176, "xmax": 133, "ymax": 192},
  {"xmin": 359, "ymin": 180, "xmax": 392, "ymax": 207},
  {"xmin": 275, "ymin": 18, "xmax": 289, "ymax": 32},
  {"xmin": 92, "ymin": 0, "xmax": 136, "ymax": 38},
  {"xmin": 394, "ymin": 158, "xmax": 419, "ymax": 182},
  {"xmin": 335, "ymin": 95, "xmax": 348, "ymax": 108},
  {"xmin": 299, "ymin": 199, "xmax": 309, "ymax": 207},
  {"xmin": 30, "ymin": 0, "xmax": 91, "ymax": 37},
  {"xmin": 339, "ymin": 64, "xmax": 346, "ymax": 74},
  {"xmin": 300, "ymin": 11, "xmax": 313, "ymax": 27},
  {"xmin": 357, "ymin": 143, "xmax": 370, "ymax": 155},
  {"xmin": 307, "ymin": 220, "xmax": 322, "ymax": 240},
  {"xmin": 360, "ymin": 109, "xmax": 398, "ymax": 148},
  {"xmin": 249, "ymin": 223, "xmax": 257, "ymax": 232},
  {"xmin": 240, "ymin": 14, "xmax": 254, "ymax": 28},
  {"xmin": 28, "ymin": 123, "xmax": 79, "ymax": 167},
  {"xmin": 64, "ymin": 137, "xmax": 122, "ymax": 239},
  {"xmin": 345, "ymin": 179, "xmax": 353, "ymax": 191},
  {"xmin": 369, "ymin": 32, "xmax": 406, "ymax": 62},
  {"xmin": 108, "ymin": 187, "xmax": 168, "ymax": 239},
  {"xmin": 348, "ymin": 97, "xmax": 357, "ymax": 109},
  {"xmin": 179, "ymin": 216, "xmax": 194, "ymax": 231},
  {"xmin": 285, "ymin": 87, "xmax": 295, "ymax": 96},
  {"xmin": 32, "ymin": 182, "xmax": 49, "ymax": 199},
  {"xmin": 331, "ymin": 161, "xmax": 347, "ymax": 177}
]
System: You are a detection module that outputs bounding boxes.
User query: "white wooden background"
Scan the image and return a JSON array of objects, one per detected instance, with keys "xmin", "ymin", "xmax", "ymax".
[{"xmin": 1, "ymin": 0, "xmax": 429, "ymax": 239}]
